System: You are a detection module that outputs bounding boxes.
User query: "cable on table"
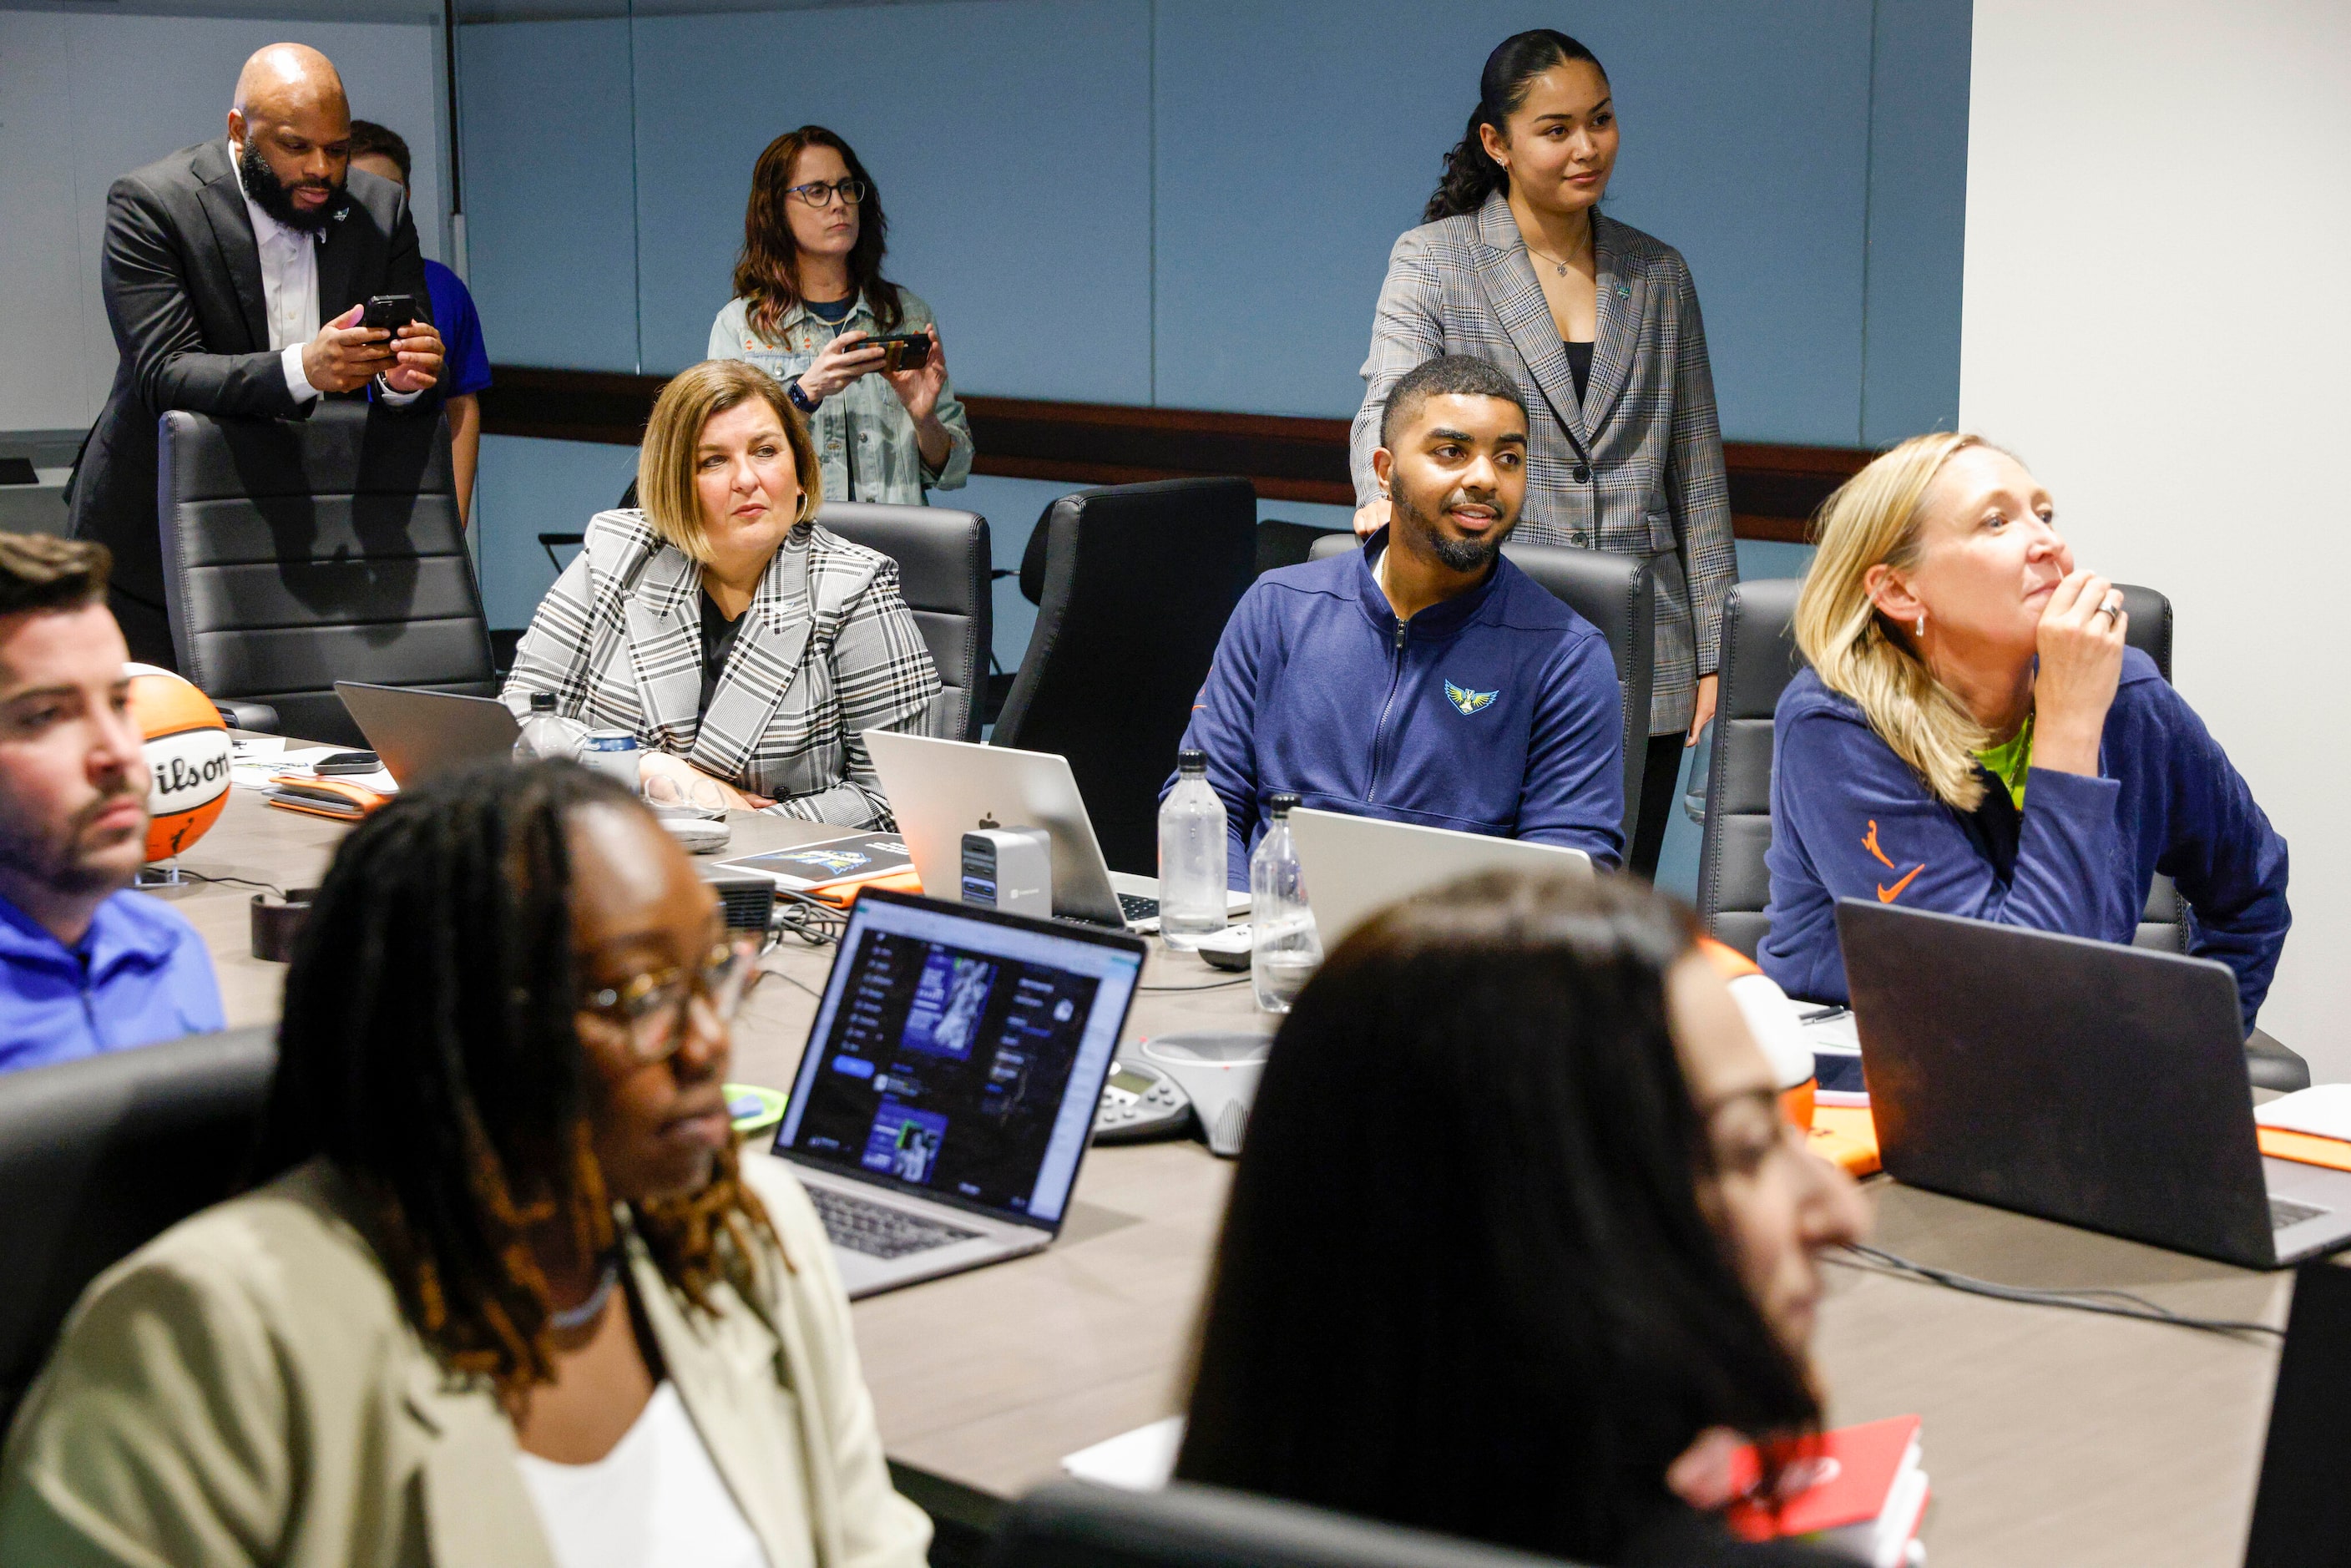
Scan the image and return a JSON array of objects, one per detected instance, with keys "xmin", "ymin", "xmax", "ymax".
[{"xmin": 1829, "ymin": 1242, "xmax": 2283, "ymax": 1339}]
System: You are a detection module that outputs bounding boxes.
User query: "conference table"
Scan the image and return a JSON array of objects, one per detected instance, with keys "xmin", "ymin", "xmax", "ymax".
[{"xmin": 164, "ymin": 781, "xmax": 2297, "ymax": 1568}]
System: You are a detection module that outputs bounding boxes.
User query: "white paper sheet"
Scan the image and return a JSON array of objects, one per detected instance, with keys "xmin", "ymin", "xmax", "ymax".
[{"xmin": 1060, "ymin": 1416, "xmax": 1184, "ymax": 1492}]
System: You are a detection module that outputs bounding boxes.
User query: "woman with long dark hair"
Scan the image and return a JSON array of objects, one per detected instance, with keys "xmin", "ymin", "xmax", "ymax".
[
  {"xmin": 1351, "ymin": 32, "xmax": 1738, "ymax": 878},
  {"xmin": 1178, "ymin": 871, "xmax": 1867, "ymax": 1565},
  {"xmin": 0, "ymin": 762, "xmax": 932, "ymax": 1568},
  {"xmin": 710, "ymin": 124, "xmax": 973, "ymax": 504}
]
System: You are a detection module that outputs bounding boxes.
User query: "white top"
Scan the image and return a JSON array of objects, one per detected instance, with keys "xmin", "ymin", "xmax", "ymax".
[
  {"xmin": 516, "ymin": 1381, "xmax": 772, "ymax": 1568},
  {"xmin": 230, "ymin": 140, "xmax": 418, "ymax": 407}
]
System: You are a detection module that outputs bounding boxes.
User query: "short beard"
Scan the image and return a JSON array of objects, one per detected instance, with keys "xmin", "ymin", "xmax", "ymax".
[
  {"xmin": 0, "ymin": 789, "xmax": 146, "ymax": 903},
  {"xmin": 1392, "ymin": 483, "xmax": 1514, "ymax": 574},
  {"xmin": 239, "ymin": 137, "xmax": 341, "ymax": 234}
]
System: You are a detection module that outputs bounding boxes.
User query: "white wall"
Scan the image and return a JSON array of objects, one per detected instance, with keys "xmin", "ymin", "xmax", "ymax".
[
  {"xmin": 1960, "ymin": 1, "xmax": 2351, "ymax": 1075},
  {"xmin": 0, "ymin": 9, "xmax": 445, "ymax": 432}
]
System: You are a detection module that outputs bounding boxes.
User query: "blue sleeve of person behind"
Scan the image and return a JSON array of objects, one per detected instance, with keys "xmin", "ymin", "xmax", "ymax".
[{"xmin": 423, "ymin": 258, "xmax": 493, "ymax": 398}]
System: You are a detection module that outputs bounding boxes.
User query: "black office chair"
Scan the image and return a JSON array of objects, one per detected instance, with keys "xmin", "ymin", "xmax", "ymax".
[
  {"xmin": 0, "ymin": 1026, "xmax": 276, "ymax": 1431},
  {"xmin": 1693, "ymin": 580, "xmax": 2308, "ymax": 1090},
  {"xmin": 988, "ymin": 1480, "xmax": 1588, "ymax": 1568},
  {"xmin": 995, "ymin": 478, "xmax": 1259, "ymax": 875},
  {"xmin": 1254, "ymin": 518, "xmax": 1347, "ymax": 579},
  {"xmin": 816, "ymin": 502, "xmax": 992, "ymax": 742},
  {"xmin": 158, "ymin": 404, "xmax": 496, "ymax": 749},
  {"xmin": 1308, "ymin": 535, "xmax": 1656, "ymax": 856}
]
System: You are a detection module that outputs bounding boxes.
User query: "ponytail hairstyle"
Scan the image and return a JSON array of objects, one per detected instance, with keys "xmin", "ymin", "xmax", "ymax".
[
  {"xmin": 1425, "ymin": 29, "xmax": 1608, "ymax": 224},
  {"xmin": 1794, "ymin": 432, "xmax": 2011, "ymax": 812}
]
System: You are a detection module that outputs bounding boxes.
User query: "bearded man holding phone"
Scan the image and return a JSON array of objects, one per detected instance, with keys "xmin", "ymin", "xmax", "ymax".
[{"xmin": 69, "ymin": 42, "xmax": 446, "ymax": 667}]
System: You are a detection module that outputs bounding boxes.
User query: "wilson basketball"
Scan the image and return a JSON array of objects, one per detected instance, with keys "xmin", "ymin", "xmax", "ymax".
[{"xmin": 126, "ymin": 663, "xmax": 231, "ymax": 862}]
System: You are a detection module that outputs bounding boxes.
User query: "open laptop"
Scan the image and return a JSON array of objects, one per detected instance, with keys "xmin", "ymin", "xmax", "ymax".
[
  {"xmin": 1289, "ymin": 807, "xmax": 1595, "ymax": 947},
  {"xmin": 769, "ymin": 886, "xmax": 1145, "ymax": 1297},
  {"xmin": 1835, "ymin": 898, "xmax": 2351, "ymax": 1268},
  {"xmin": 864, "ymin": 731, "xmax": 1248, "ymax": 932},
  {"xmin": 2242, "ymin": 1262, "xmax": 2351, "ymax": 1565},
  {"xmin": 336, "ymin": 681, "xmax": 519, "ymax": 786}
]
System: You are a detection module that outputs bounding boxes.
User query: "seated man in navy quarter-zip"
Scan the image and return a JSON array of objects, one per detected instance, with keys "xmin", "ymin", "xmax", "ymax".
[
  {"xmin": 1168, "ymin": 355, "xmax": 1625, "ymax": 885},
  {"xmin": 0, "ymin": 534, "xmax": 223, "ymax": 1074}
]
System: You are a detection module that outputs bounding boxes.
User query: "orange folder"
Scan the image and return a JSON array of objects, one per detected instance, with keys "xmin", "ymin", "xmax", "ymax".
[{"xmin": 1800, "ymin": 1105, "xmax": 2351, "ymax": 1180}]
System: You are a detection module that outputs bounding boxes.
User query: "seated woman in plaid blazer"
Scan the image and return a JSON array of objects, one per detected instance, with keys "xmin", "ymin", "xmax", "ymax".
[{"xmin": 503, "ymin": 359, "xmax": 942, "ymax": 827}]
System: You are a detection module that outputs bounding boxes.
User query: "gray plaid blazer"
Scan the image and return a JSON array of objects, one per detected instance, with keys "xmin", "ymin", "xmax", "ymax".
[
  {"xmin": 502, "ymin": 509, "xmax": 942, "ymax": 827},
  {"xmin": 1351, "ymin": 192, "xmax": 1737, "ymax": 735}
]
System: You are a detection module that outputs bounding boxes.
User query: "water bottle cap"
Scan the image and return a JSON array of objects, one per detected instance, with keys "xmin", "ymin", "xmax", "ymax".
[
  {"xmin": 529, "ymin": 691, "xmax": 557, "ymax": 712},
  {"xmin": 1269, "ymin": 792, "xmax": 1301, "ymax": 817},
  {"xmin": 1177, "ymin": 748, "xmax": 1206, "ymax": 772}
]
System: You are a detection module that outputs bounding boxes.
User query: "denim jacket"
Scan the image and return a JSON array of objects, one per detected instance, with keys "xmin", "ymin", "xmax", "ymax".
[{"xmin": 709, "ymin": 287, "xmax": 974, "ymax": 505}]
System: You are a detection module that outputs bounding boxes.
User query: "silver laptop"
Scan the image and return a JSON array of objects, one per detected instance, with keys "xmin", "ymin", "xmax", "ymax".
[
  {"xmin": 336, "ymin": 681, "xmax": 518, "ymax": 787},
  {"xmin": 1838, "ymin": 898, "xmax": 2351, "ymax": 1269},
  {"xmin": 769, "ymin": 887, "xmax": 1145, "ymax": 1297},
  {"xmin": 1289, "ymin": 807, "xmax": 1595, "ymax": 947},
  {"xmin": 865, "ymin": 731, "xmax": 1247, "ymax": 932}
]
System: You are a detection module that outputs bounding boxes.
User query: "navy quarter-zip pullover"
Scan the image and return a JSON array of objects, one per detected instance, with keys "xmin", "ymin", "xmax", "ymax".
[
  {"xmin": 1761, "ymin": 651, "xmax": 2289, "ymax": 1029},
  {"xmin": 1170, "ymin": 529, "xmax": 1625, "ymax": 887}
]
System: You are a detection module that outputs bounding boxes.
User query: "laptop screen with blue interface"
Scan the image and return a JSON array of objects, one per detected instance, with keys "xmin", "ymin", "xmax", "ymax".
[{"xmin": 774, "ymin": 893, "xmax": 1141, "ymax": 1227}]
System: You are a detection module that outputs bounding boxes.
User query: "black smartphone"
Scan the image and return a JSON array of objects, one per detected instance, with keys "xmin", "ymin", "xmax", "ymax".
[
  {"xmin": 361, "ymin": 294, "xmax": 417, "ymax": 332},
  {"xmin": 864, "ymin": 332, "xmax": 931, "ymax": 372},
  {"xmin": 315, "ymin": 750, "xmax": 381, "ymax": 775}
]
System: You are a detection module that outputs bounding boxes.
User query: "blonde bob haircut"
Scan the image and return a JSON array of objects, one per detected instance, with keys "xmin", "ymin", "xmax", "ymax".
[
  {"xmin": 635, "ymin": 359, "xmax": 822, "ymax": 564},
  {"xmin": 1795, "ymin": 431, "xmax": 2011, "ymax": 814}
]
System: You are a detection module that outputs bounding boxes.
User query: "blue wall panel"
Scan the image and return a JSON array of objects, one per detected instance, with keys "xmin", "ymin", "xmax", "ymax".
[
  {"xmin": 457, "ymin": 19, "xmax": 640, "ymax": 372},
  {"xmin": 627, "ymin": 0, "xmax": 1153, "ymax": 397},
  {"xmin": 472, "ymin": 435, "xmax": 640, "ymax": 630},
  {"xmin": 1861, "ymin": 0, "xmax": 1972, "ymax": 444},
  {"xmin": 1152, "ymin": 0, "xmax": 1875, "ymax": 444}
]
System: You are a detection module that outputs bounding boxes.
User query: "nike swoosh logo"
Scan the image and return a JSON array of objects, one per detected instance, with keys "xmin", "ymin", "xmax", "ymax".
[{"xmin": 1876, "ymin": 865, "xmax": 1924, "ymax": 903}]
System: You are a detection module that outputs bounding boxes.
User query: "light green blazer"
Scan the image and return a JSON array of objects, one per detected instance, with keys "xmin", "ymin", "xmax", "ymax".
[
  {"xmin": 710, "ymin": 289, "xmax": 975, "ymax": 507},
  {"xmin": 0, "ymin": 1151, "xmax": 933, "ymax": 1568}
]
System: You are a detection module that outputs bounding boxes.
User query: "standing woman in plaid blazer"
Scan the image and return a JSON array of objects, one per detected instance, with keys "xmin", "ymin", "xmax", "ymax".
[
  {"xmin": 503, "ymin": 359, "xmax": 942, "ymax": 827},
  {"xmin": 1351, "ymin": 29, "xmax": 1737, "ymax": 878}
]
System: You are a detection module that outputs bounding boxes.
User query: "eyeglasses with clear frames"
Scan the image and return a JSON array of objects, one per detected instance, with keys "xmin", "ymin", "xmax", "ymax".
[
  {"xmin": 785, "ymin": 178, "xmax": 867, "ymax": 209},
  {"xmin": 579, "ymin": 938, "xmax": 761, "ymax": 1065}
]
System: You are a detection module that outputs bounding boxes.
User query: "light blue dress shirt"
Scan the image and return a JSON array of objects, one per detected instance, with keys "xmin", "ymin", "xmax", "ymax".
[{"xmin": 0, "ymin": 889, "xmax": 225, "ymax": 1075}]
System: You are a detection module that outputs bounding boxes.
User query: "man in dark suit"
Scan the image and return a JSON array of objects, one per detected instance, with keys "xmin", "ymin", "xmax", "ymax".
[{"xmin": 69, "ymin": 43, "xmax": 446, "ymax": 666}]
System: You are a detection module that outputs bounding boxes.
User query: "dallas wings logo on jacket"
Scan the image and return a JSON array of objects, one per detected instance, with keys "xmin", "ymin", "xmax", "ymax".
[{"xmin": 1445, "ymin": 680, "xmax": 1499, "ymax": 716}]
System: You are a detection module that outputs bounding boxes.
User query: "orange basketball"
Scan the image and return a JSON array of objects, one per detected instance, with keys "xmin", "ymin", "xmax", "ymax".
[{"xmin": 125, "ymin": 664, "xmax": 231, "ymax": 862}]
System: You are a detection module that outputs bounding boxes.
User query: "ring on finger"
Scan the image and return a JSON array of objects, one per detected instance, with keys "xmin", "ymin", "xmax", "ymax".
[{"xmin": 2096, "ymin": 594, "xmax": 2123, "ymax": 621}]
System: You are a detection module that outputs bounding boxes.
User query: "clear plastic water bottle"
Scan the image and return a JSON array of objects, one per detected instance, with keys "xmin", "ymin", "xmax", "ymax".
[
  {"xmin": 514, "ymin": 691, "xmax": 585, "ymax": 763},
  {"xmin": 1157, "ymin": 749, "xmax": 1228, "ymax": 949},
  {"xmin": 1250, "ymin": 792, "xmax": 1322, "ymax": 1014}
]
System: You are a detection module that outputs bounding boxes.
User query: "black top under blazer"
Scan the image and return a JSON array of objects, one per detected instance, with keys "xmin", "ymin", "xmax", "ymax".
[
  {"xmin": 1351, "ymin": 190, "xmax": 1737, "ymax": 736},
  {"xmin": 68, "ymin": 138, "xmax": 432, "ymax": 662}
]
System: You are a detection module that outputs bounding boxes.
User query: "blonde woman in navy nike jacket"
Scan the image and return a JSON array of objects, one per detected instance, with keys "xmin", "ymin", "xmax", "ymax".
[{"xmin": 1760, "ymin": 433, "xmax": 2288, "ymax": 1031}]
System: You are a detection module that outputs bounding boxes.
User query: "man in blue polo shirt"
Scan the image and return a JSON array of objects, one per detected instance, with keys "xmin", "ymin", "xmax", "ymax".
[
  {"xmin": 1170, "ymin": 355, "xmax": 1624, "ymax": 881},
  {"xmin": 0, "ymin": 533, "xmax": 222, "ymax": 1073}
]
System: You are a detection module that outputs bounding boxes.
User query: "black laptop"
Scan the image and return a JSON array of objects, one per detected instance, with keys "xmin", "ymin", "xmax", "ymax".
[{"xmin": 1835, "ymin": 898, "xmax": 2351, "ymax": 1269}]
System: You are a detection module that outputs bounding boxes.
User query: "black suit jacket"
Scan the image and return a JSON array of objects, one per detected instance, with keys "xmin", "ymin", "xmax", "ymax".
[{"xmin": 70, "ymin": 138, "xmax": 432, "ymax": 645}]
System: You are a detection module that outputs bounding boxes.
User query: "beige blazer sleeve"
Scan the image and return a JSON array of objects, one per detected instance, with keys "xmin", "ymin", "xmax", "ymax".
[
  {"xmin": 0, "ymin": 1213, "xmax": 356, "ymax": 1567},
  {"xmin": 737, "ymin": 1152, "xmax": 933, "ymax": 1568}
]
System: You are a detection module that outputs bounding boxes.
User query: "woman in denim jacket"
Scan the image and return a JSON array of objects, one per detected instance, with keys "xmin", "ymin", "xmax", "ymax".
[{"xmin": 709, "ymin": 125, "xmax": 973, "ymax": 505}]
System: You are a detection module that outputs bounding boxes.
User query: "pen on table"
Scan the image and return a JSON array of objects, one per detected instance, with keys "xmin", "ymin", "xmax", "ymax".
[{"xmin": 1798, "ymin": 1004, "xmax": 1851, "ymax": 1024}]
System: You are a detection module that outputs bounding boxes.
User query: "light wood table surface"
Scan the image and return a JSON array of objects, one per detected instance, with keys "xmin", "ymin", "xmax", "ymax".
[{"xmin": 162, "ymin": 783, "xmax": 2298, "ymax": 1567}]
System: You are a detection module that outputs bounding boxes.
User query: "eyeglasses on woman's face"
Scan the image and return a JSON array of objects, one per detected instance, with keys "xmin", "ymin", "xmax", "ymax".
[
  {"xmin": 579, "ymin": 937, "xmax": 761, "ymax": 1065},
  {"xmin": 785, "ymin": 177, "xmax": 867, "ymax": 209}
]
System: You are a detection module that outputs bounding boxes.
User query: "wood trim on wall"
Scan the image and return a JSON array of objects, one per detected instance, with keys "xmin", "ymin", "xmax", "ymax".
[{"xmin": 478, "ymin": 367, "xmax": 1866, "ymax": 540}]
